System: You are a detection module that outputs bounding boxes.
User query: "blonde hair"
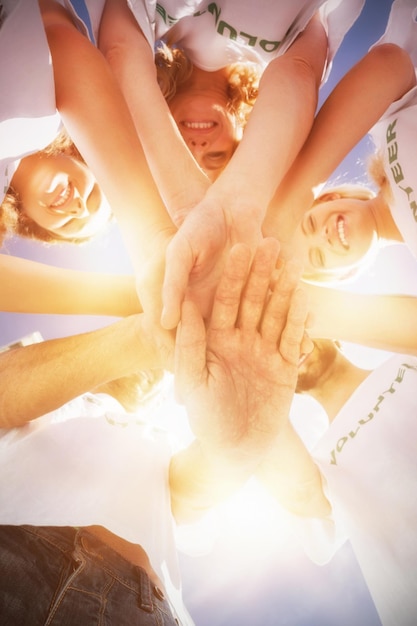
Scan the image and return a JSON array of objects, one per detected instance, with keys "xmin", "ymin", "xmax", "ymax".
[
  {"xmin": 155, "ymin": 42, "xmax": 260, "ymax": 128},
  {"xmin": 1, "ymin": 130, "xmax": 112, "ymax": 246},
  {"xmin": 367, "ymin": 150, "xmax": 394, "ymax": 205}
]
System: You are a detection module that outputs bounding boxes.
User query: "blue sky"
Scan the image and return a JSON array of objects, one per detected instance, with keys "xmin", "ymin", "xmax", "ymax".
[{"xmin": 1, "ymin": 1, "xmax": 416, "ymax": 625}]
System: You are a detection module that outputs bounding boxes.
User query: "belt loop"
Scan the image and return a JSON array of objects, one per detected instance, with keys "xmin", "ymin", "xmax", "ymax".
[{"xmin": 137, "ymin": 567, "xmax": 154, "ymax": 613}]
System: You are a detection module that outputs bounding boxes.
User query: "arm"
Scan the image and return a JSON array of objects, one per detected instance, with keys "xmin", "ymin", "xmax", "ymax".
[
  {"xmin": 0, "ymin": 254, "xmax": 141, "ymax": 316},
  {"xmin": 169, "ymin": 238, "xmax": 308, "ymax": 523},
  {"xmin": 39, "ymin": 0, "xmax": 175, "ymax": 281},
  {"xmin": 161, "ymin": 15, "xmax": 327, "ymax": 328},
  {"xmin": 263, "ymin": 43, "xmax": 417, "ymax": 246},
  {"xmin": 256, "ymin": 420, "xmax": 331, "ymax": 518},
  {"xmin": 98, "ymin": 0, "xmax": 210, "ymax": 219},
  {"xmin": 305, "ymin": 284, "xmax": 417, "ymax": 356},
  {"xmin": 0, "ymin": 312, "xmax": 170, "ymax": 428},
  {"xmin": 210, "ymin": 13, "xmax": 327, "ymax": 219}
]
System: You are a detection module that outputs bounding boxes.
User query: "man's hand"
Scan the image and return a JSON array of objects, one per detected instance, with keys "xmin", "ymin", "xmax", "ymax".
[
  {"xmin": 175, "ymin": 237, "xmax": 308, "ymax": 468},
  {"xmin": 161, "ymin": 196, "xmax": 263, "ymax": 330}
]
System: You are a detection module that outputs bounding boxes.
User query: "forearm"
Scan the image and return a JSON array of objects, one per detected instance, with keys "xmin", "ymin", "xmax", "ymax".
[
  {"xmin": 170, "ymin": 439, "xmax": 260, "ymax": 524},
  {"xmin": 99, "ymin": 0, "xmax": 210, "ymax": 221},
  {"xmin": 0, "ymin": 254, "xmax": 141, "ymax": 316},
  {"xmin": 0, "ymin": 314, "xmax": 160, "ymax": 427},
  {"xmin": 306, "ymin": 284, "xmax": 417, "ymax": 355},
  {"xmin": 256, "ymin": 421, "xmax": 331, "ymax": 518},
  {"xmin": 211, "ymin": 16, "xmax": 326, "ymax": 222},
  {"xmin": 40, "ymin": 4, "xmax": 174, "ymax": 268},
  {"xmin": 264, "ymin": 43, "xmax": 417, "ymax": 242}
]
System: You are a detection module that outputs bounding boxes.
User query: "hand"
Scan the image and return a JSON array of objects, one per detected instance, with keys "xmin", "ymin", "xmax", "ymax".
[
  {"xmin": 175, "ymin": 237, "xmax": 308, "ymax": 467},
  {"xmin": 161, "ymin": 195, "xmax": 263, "ymax": 330}
]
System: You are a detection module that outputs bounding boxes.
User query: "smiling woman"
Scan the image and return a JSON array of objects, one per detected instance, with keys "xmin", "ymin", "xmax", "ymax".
[
  {"xmin": 2, "ymin": 131, "xmax": 113, "ymax": 244},
  {"xmin": 289, "ymin": 184, "xmax": 385, "ymax": 282}
]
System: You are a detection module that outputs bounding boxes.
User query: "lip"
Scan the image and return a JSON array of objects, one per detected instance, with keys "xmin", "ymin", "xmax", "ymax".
[{"xmin": 48, "ymin": 181, "xmax": 74, "ymax": 211}]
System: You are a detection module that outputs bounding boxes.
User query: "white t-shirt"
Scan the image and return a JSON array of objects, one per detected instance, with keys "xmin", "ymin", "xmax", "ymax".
[
  {"xmin": 0, "ymin": 393, "xmax": 194, "ymax": 626},
  {"xmin": 0, "ymin": 0, "xmax": 364, "ymax": 204},
  {"xmin": 0, "ymin": 0, "xmax": 62, "ymax": 201},
  {"xmin": 129, "ymin": 0, "xmax": 365, "ymax": 75},
  {"xmin": 302, "ymin": 356, "xmax": 417, "ymax": 626},
  {"xmin": 369, "ymin": 0, "xmax": 417, "ymax": 258}
]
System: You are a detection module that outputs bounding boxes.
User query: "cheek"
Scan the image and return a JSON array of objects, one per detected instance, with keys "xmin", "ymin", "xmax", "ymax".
[{"xmin": 289, "ymin": 230, "xmax": 310, "ymax": 268}]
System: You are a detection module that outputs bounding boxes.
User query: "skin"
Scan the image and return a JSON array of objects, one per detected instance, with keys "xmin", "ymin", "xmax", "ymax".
[
  {"xmin": 168, "ymin": 66, "xmax": 242, "ymax": 181},
  {"xmin": 98, "ymin": 0, "xmax": 327, "ymax": 327},
  {"xmin": 171, "ymin": 238, "xmax": 309, "ymax": 522},
  {"xmin": 0, "ymin": 240, "xmax": 309, "ymax": 529},
  {"xmin": 10, "ymin": 151, "xmax": 112, "ymax": 239},
  {"xmin": 291, "ymin": 195, "xmax": 379, "ymax": 276},
  {"xmin": 0, "ymin": 254, "xmax": 141, "ymax": 316},
  {"xmin": 290, "ymin": 191, "xmax": 405, "ymax": 278},
  {"xmin": 296, "ymin": 338, "xmax": 370, "ymax": 420},
  {"xmin": 255, "ymin": 339, "xmax": 370, "ymax": 519}
]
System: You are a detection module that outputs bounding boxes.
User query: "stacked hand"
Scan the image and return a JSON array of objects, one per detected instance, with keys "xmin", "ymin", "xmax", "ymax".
[
  {"xmin": 161, "ymin": 194, "xmax": 264, "ymax": 330},
  {"xmin": 175, "ymin": 237, "xmax": 310, "ymax": 469}
]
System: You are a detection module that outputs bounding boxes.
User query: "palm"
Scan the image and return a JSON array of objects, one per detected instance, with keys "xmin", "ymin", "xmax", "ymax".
[
  {"xmin": 175, "ymin": 239, "xmax": 307, "ymax": 464},
  {"xmin": 162, "ymin": 198, "xmax": 262, "ymax": 329}
]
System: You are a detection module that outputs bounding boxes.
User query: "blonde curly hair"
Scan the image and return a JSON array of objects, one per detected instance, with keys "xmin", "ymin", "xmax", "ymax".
[
  {"xmin": 155, "ymin": 41, "xmax": 261, "ymax": 128},
  {"xmin": 1, "ymin": 130, "xmax": 112, "ymax": 246}
]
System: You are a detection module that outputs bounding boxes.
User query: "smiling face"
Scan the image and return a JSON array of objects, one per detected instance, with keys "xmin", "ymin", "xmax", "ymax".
[
  {"xmin": 169, "ymin": 93, "xmax": 241, "ymax": 180},
  {"xmin": 10, "ymin": 152, "xmax": 112, "ymax": 240},
  {"xmin": 291, "ymin": 195, "xmax": 379, "ymax": 279},
  {"xmin": 168, "ymin": 83, "xmax": 242, "ymax": 181}
]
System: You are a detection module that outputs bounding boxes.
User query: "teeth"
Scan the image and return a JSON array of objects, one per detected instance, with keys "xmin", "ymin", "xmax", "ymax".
[
  {"xmin": 337, "ymin": 217, "xmax": 349, "ymax": 248},
  {"xmin": 183, "ymin": 121, "xmax": 215, "ymax": 129},
  {"xmin": 50, "ymin": 184, "xmax": 71, "ymax": 208}
]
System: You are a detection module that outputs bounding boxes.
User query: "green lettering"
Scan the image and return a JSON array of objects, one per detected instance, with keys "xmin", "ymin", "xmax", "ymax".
[
  {"xmin": 386, "ymin": 119, "xmax": 397, "ymax": 143},
  {"xmin": 240, "ymin": 31, "xmax": 257, "ymax": 47},
  {"xmin": 336, "ymin": 436, "xmax": 348, "ymax": 453},
  {"xmin": 399, "ymin": 185, "xmax": 414, "ymax": 201},
  {"xmin": 359, "ymin": 413, "xmax": 374, "ymax": 425},
  {"xmin": 217, "ymin": 20, "xmax": 237, "ymax": 40},
  {"xmin": 387, "ymin": 142, "xmax": 398, "ymax": 164},
  {"xmin": 349, "ymin": 427, "xmax": 360, "ymax": 438},
  {"xmin": 396, "ymin": 367, "xmax": 406, "ymax": 383},
  {"xmin": 391, "ymin": 163, "xmax": 404, "ymax": 184},
  {"xmin": 208, "ymin": 2, "xmax": 221, "ymax": 25},
  {"xmin": 260, "ymin": 39, "xmax": 280, "ymax": 53}
]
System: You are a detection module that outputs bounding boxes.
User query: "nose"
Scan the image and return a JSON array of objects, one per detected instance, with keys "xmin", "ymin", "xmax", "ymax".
[
  {"xmin": 68, "ymin": 195, "xmax": 89, "ymax": 218},
  {"xmin": 317, "ymin": 221, "xmax": 330, "ymax": 245},
  {"xmin": 188, "ymin": 136, "xmax": 209, "ymax": 148}
]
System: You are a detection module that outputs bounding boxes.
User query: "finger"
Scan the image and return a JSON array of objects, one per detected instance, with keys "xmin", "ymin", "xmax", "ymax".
[
  {"xmin": 209, "ymin": 243, "xmax": 251, "ymax": 331},
  {"xmin": 279, "ymin": 287, "xmax": 309, "ymax": 365},
  {"xmin": 260, "ymin": 259, "xmax": 303, "ymax": 343},
  {"xmin": 161, "ymin": 233, "xmax": 194, "ymax": 330},
  {"xmin": 174, "ymin": 299, "xmax": 207, "ymax": 402},
  {"xmin": 238, "ymin": 238, "xmax": 280, "ymax": 331}
]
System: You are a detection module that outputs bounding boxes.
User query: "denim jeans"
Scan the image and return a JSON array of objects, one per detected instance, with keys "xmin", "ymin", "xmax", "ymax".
[{"xmin": 0, "ymin": 525, "xmax": 182, "ymax": 625}]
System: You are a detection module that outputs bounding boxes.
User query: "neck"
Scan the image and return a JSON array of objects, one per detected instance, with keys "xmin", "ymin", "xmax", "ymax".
[{"xmin": 308, "ymin": 356, "xmax": 371, "ymax": 422}]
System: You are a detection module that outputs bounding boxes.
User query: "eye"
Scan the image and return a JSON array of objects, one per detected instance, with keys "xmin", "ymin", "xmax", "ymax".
[
  {"xmin": 308, "ymin": 214, "xmax": 316, "ymax": 234},
  {"xmin": 311, "ymin": 247, "xmax": 325, "ymax": 269}
]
